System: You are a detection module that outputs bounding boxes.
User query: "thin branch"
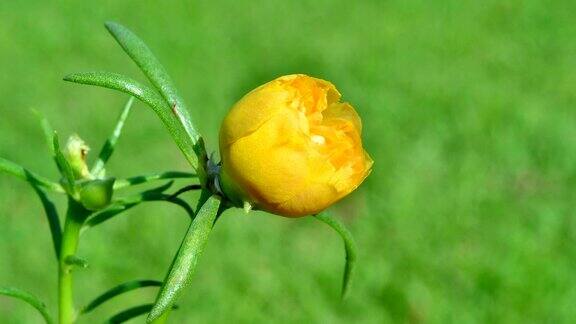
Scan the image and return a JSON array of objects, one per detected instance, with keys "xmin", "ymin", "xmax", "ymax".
[{"xmin": 314, "ymin": 213, "xmax": 357, "ymax": 299}]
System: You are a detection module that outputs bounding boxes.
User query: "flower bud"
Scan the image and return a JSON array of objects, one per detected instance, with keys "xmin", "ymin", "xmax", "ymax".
[
  {"xmin": 219, "ymin": 74, "xmax": 373, "ymax": 217},
  {"xmin": 64, "ymin": 134, "xmax": 91, "ymax": 180},
  {"xmin": 78, "ymin": 178, "xmax": 115, "ymax": 211}
]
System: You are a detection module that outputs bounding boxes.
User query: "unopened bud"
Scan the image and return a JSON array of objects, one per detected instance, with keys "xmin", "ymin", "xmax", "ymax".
[
  {"xmin": 64, "ymin": 134, "xmax": 91, "ymax": 180},
  {"xmin": 78, "ymin": 178, "xmax": 115, "ymax": 211}
]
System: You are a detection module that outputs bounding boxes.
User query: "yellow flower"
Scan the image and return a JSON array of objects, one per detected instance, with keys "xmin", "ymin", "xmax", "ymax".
[{"xmin": 219, "ymin": 74, "xmax": 373, "ymax": 217}]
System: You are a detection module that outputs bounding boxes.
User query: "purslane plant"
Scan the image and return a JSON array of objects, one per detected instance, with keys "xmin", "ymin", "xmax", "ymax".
[
  {"xmin": 1, "ymin": 102, "xmax": 197, "ymax": 323},
  {"xmin": 0, "ymin": 21, "xmax": 372, "ymax": 323}
]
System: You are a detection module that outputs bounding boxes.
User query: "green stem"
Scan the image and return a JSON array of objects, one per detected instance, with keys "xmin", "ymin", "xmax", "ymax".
[
  {"xmin": 58, "ymin": 199, "xmax": 90, "ymax": 324},
  {"xmin": 314, "ymin": 213, "xmax": 357, "ymax": 299}
]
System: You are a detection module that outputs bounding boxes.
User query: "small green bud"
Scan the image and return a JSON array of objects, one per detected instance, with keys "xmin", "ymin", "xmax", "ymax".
[
  {"xmin": 64, "ymin": 134, "xmax": 91, "ymax": 180},
  {"xmin": 243, "ymin": 201, "xmax": 252, "ymax": 214},
  {"xmin": 64, "ymin": 255, "xmax": 89, "ymax": 269},
  {"xmin": 78, "ymin": 178, "xmax": 115, "ymax": 211}
]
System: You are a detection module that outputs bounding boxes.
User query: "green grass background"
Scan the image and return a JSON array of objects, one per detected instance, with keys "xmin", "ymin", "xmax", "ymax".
[{"xmin": 1, "ymin": 0, "xmax": 576, "ymax": 322}]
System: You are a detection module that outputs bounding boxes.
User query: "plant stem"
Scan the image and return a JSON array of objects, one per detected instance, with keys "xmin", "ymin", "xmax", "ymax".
[{"xmin": 58, "ymin": 199, "xmax": 90, "ymax": 324}]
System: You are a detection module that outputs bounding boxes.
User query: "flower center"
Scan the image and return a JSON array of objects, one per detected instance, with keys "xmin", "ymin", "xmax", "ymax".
[{"xmin": 311, "ymin": 134, "xmax": 326, "ymax": 145}]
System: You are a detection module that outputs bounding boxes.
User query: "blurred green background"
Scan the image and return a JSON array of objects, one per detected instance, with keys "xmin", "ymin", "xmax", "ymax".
[{"xmin": 1, "ymin": 0, "xmax": 576, "ymax": 323}]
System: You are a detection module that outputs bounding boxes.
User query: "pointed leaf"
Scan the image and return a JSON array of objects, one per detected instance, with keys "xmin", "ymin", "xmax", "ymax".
[
  {"xmin": 63, "ymin": 71, "xmax": 198, "ymax": 168},
  {"xmin": 0, "ymin": 286, "xmax": 54, "ymax": 324},
  {"xmin": 113, "ymin": 171, "xmax": 196, "ymax": 190},
  {"xmin": 32, "ymin": 109, "xmax": 57, "ymax": 158},
  {"xmin": 91, "ymin": 96, "xmax": 134, "ymax": 177},
  {"xmin": 104, "ymin": 21, "xmax": 200, "ymax": 151},
  {"xmin": 148, "ymin": 195, "xmax": 221, "ymax": 321},
  {"xmin": 315, "ymin": 213, "xmax": 358, "ymax": 299},
  {"xmin": 81, "ymin": 280, "xmax": 162, "ymax": 314}
]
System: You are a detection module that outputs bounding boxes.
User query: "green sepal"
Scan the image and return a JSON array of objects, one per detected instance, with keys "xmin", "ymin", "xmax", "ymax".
[
  {"xmin": 217, "ymin": 166, "xmax": 248, "ymax": 209},
  {"xmin": 78, "ymin": 178, "xmax": 115, "ymax": 211}
]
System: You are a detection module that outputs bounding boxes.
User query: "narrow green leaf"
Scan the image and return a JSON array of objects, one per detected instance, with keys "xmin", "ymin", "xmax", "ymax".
[
  {"xmin": 0, "ymin": 157, "xmax": 63, "ymax": 192},
  {"xmin": 0, "ymin": 286, "xmax": 54, "ymax": 324},
  {"xmin": 148, "ymin": 195, "xmax": 221, "ymax": 321},
  {"xmin": 104, "ymin": 22, "xmax": 200, "ymax": 152},
  {"xmin": 314, "ymin": 213, "xmax": 358, "ymax": 299},
  {"xmin": 91, "ymin": 96, "xmax": 134, "ymax": 177},
  {"xmin": 63, "ymin": 71, "xmax": 198, "ymax": 168},
  {"xmin": 52, "ymin": 133, "xmax": 76, "ymax": 193},
  {"xmin": 81, "ymin": 280, "xmax": 162, "ymax": 314},
  {"xmin": 113, "ymin": 171, "xmax": 196, "ymax": 190},
  {"xmin": 32, "ymin": 110, "xmax": 56, "ymax": 155}
]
